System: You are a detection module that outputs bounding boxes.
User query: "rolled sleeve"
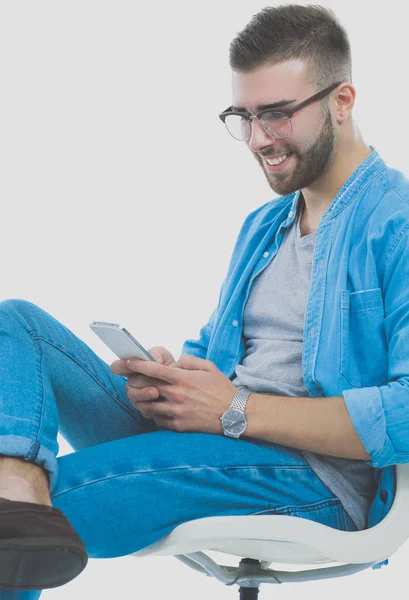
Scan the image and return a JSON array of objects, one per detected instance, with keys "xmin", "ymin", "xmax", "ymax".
[
  {"xmin": 342, "ymin": 222, "xmax": 409, "ymax": 469},
  {"xmin": 342, "ymin": 385, "xmax": 399, "ymax": 468}
]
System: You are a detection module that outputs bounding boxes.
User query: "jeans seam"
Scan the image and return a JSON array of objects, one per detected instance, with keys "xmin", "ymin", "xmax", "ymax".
[
  {"xmin": 223, "ymin": 465, "xmax": 312, "ymax": 471},
  {"xmin": 338, "ymin": 505, "xmax": 347, "ymax": 530},
  {"xmin": 23, "ymin": 333, "xmax": 46, "ymax": 460},
  {"xmin": 30, "ymin": 332, "xmax": 152, "ymax": 432},
  {"xmin": 267, "ymin": 497, "xmax": 341, "ymax": 514},
  {"xmin": 253, "ymin": 498, "xmax": 344, "ymax": 529},
  {"xmin": 51, "ymin": 464, "xmax": 317, "ymax": 499},
  {"xmin": 250, "ymin": 497, "xmax": 341, "ymax": 515}
]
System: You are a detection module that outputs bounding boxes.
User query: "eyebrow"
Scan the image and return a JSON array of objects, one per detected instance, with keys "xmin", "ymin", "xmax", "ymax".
[{"xmin": 231, "ymin": 98, "xmax": 297, "ymax": 112}]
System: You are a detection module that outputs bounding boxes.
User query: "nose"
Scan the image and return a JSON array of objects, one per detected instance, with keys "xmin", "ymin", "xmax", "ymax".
[{"xmin": 247, "ymin": 117, "xmax": 278, "ymax": 153}]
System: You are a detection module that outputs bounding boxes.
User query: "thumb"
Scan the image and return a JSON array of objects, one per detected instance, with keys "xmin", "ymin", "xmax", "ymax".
[
  {"xmin": 148, "ymin": 346, "xmax": 176, "ymax": 366},
  {"xmin": 171, "ymin": 354, "xmax": 213, "ymax": 370}
]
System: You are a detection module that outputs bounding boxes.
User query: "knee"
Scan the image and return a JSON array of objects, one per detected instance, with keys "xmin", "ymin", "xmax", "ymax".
[
  {"xmin": 0, "ymin": 298, "xmax": 38, "ymax": 313},
  {"xmin": 0, "ymin": 298, "xmax": 41, "ymax": 323}
]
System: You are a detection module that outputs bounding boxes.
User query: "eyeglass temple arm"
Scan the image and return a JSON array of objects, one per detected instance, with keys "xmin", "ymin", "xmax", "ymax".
[
  {"xmin": 284, "ymin": 81, "xmax": 343, "ymax": 118},
  {"xmin": 219, "ymin": 107, "xmax": 233, "ymax": 121},
  {"xmin": 219, "ymin": 81, "xmax": 343, "ymax": 120}
]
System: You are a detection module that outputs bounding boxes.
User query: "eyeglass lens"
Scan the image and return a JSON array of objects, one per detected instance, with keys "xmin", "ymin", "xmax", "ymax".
[{"xmin": 224, "ymin": 112, "xmax": 291, "ymax": 141}]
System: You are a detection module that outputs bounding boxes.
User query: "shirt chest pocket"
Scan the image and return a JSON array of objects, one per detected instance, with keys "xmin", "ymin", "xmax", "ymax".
[{"xmin": 340, "ymin": 288, "xmax": 388, "ymax": 388}]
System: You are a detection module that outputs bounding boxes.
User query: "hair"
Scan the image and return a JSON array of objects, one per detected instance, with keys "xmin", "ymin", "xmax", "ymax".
[{"xmin": 229, "ymin": 4, "xmax": 352, "ymax": 111}]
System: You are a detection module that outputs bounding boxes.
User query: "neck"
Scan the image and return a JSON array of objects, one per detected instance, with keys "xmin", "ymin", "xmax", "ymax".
[{"xmin": 301, "ymin": 127, "xmax": 372, "ymax": 221}]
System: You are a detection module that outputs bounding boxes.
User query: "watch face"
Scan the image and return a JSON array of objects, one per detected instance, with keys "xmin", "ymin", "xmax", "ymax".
[{"xmin": 221, "ymin": 408, "xmax": 247, "ymax": 436}]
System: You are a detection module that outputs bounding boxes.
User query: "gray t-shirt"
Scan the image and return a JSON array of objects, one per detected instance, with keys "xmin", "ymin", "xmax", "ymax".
[{"xmin": 231, "ymin": 198, "xmax": 376, "ymax": 530}]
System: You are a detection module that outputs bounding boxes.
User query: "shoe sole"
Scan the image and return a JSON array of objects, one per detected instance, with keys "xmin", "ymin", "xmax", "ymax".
[{"xmin": 0, "ymin": 535, "xmax": 88, "ymax": 590}]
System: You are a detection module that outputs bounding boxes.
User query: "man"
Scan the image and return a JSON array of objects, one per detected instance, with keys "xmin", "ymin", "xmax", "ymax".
[
  {"xmin": 118, "ymin": 0, "xmax": 405, "ymax": 554},
  {"xmin": 0, "ymin": 4, "xmax": 406, "ymax": 595}
]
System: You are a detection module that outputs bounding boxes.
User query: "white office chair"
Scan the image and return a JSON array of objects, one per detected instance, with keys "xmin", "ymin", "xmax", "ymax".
[{"xmin": 131, "ymin": 464, "xmax": 409, "ymax": 599}]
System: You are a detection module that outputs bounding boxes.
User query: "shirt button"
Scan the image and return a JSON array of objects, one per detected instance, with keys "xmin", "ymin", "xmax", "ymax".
[
  {"xmin": 232, "ymin": 320, "xmax": 239, "ymax": 327},
  {"xmin": 288, "ymin": 211, "xmax": 294, "ymax": 217},
  {"xmin": 263, "ymin": 251, "xmax": 269, "ymax": 258},
  {"xmin": 319, "ymin": 260, "xmax": 323, "ymax": 268},
  {"xmin": 311, "ymin": 328, "xmax": 315, "ymax": 336}
]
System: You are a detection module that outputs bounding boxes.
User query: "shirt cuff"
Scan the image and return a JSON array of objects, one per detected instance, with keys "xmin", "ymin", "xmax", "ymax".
[{"xmin": 342, "ymin": 386, "xmax": 396, "ymax": 468}]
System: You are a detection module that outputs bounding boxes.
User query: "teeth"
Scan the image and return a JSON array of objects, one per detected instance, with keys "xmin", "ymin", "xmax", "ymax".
[{"xmin": 266, "ymin": 153, "xmax": 290, "ymax": 166}]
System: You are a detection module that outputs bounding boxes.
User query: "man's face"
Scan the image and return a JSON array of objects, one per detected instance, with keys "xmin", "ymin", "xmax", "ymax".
[{"xmin": 231, "ymin": 60, "xmax": 338, "ymax": 196}]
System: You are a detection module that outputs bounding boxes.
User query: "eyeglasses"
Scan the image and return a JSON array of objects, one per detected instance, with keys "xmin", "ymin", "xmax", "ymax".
[{"xmin": 219, "ymin": 81, "xmax": 343, "ymax": 142}]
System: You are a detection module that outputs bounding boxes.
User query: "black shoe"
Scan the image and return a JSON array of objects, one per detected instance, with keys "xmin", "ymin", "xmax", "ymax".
[{"xmin": 0, "ymin": 496, "xmax": 88, "ymax": 590}]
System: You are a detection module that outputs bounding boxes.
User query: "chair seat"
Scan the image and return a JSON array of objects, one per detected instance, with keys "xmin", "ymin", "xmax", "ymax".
[
  {"xmin": 132, "ymin": 513, "xmax": 382, "ymax": 565},
  {"xmin": 132, "ymin": 464, "xmax": 409, "ymax": 566}
]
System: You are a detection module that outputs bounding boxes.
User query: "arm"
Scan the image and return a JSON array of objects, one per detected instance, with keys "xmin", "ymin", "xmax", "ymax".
[
  {"xmin": 180, "ymin": 278, "xmax": 225, "ymax": 359},
  {"xmin": 340, "ymin": 226, "xmax": 409, "ymax": 468},
  {"xmin": 180, "ymin": 203, "xmax": 270, "ymax": 360},
  {"xmin": 245, "ymin": 393, "xmax": 371, "ymax": 460},
  {"xmin": 247, "ymin": 225, "xmax": 409, "ymax": 468}
]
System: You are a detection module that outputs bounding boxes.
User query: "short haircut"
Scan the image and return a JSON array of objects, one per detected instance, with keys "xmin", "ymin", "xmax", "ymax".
[{"xmin": 229, "ymin": 4, "xmax": 352, "ymax": 107}]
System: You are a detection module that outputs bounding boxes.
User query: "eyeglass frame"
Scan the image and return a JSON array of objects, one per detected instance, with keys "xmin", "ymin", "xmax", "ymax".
[{"xmin": 218, "ymin": 81, "xmax": 344, "ymax": 141}]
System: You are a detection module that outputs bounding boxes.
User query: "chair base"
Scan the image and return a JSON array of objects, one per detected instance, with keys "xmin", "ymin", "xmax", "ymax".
[
  {"xmin": 239, "ymin": 583, "xmax": 259, "ymax": 600},
  {"xmin": 238, "ymin": 559, "xmax": 260, "ymax": 600},
  {"xmin": 175, "ymin": 553, "xmax": 379, "ymax": 597}
]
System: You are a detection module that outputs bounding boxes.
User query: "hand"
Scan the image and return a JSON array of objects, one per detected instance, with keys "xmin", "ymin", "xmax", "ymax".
[
  {"xmin": 110, "ymin": 345, "xmax": 176, "ymax": 376},
  {"xmin": 122, "ymin": 353, "xmax": 238, "ymax": 433},
  {"xmin": 110, "ymin": 346, "xmax": 176, "ymax": 400}
]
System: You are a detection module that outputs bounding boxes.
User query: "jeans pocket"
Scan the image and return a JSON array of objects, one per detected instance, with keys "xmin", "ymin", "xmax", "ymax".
[
  {"xmin": 251, "ymin": 498, "xmax": 350, "ymax": 531},
  {"xmin": 337, "ymin": 506, "xmax": 359, "ymax": 531},
  {"xmin": 340, "ymin": 288, "xmax": 388, "ymax": 387}
]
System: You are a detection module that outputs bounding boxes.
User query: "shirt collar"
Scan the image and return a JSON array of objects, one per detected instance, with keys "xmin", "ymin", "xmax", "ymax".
[{"xmin": 284, "ymin": 145, "xmax": 386, "ymax": 229}]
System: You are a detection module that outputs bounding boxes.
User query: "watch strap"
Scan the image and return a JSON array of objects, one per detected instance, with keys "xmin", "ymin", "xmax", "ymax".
[{"xmin": 230, "ymin": 387, "xmax": 252, "ymax": 411}]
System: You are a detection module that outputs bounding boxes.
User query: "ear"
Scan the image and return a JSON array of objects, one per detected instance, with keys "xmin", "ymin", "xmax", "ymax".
[{"xmin": 333, "ymin": 82, "xmax": 355, "ymax": 125}]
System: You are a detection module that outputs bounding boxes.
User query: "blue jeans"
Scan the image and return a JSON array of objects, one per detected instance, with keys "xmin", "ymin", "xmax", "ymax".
[{"xmin": 0, "ymin": 299, "xmax": 357, "ymax": 599}]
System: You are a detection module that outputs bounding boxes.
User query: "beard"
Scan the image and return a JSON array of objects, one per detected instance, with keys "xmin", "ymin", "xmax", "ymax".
[{"xmin": 253, "ymin": 107, "xmax": 337, "ymax": 197}]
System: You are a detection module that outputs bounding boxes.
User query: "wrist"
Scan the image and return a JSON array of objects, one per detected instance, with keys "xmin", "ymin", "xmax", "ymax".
[
  {"xmin": 220, "ymin": 387, "xmax": 253, "ymax": 438},
  {"xmin": 243, "ymin": 392, "xmax": 266, "ymax": 439}
]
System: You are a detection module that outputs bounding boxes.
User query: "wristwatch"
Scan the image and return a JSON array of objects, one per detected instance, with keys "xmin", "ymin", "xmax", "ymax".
[{"xmin": 220, "ymin": 387, "xmax": 253, "ymax": 439}]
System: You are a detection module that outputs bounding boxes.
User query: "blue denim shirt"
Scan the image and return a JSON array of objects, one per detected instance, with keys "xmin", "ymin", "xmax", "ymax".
[{"xmin": 181, "ymin": 146, "xmax": 409, "ymax": 540}]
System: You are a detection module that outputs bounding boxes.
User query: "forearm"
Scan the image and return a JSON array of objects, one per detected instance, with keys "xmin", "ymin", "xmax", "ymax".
[{"xmin": 244, "ymin": 393, "xmax": 371, "ymax": 461}]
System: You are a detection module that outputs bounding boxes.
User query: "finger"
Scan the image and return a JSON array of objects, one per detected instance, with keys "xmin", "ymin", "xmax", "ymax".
[
  {"xmin": 126, "ymin": 377, "xmax": 169, "ymax": 400},
  {"xmin": 171, "ymin": 354, "xmax": 214, "ymax": 371},
  {"xmin": 110, "ymin": 360, "xmax": 152, "ymax": 379},
  {"xmin": 127, "ymin": 374, "xmax": 169, "ymax": 390},
  {"xmin": 153, "ymin": 417, "xmax": 174, "ymax": 430},
  {"xmin": 128, "ymin": 385, "xmax": 160, "ymax": 401},
  {"xmin": 110, "ymin": 360, "xmax": 133, "ymax": 376},
  {"xmin": 126, "ymin": 359, "xmax": 180, "ymax": 384},
  {"xmin": 132, "ymin": 399, "xmax": 174, "ymax": 417}
]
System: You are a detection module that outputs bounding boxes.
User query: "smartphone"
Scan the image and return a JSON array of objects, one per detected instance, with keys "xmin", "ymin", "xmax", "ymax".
[{"xmin": 89, "ymin": 321, "xmax": 157, "ymax": 362}]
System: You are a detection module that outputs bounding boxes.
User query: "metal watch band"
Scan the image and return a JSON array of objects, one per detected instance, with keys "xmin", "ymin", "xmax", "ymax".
[{"xmin": 231, "ymin": 387, "xmax": 252, "ymax": 411}]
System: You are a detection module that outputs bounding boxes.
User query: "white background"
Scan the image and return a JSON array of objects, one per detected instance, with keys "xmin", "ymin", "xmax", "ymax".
[{"xmin": 1, "ymin": 0, "xmax": 408, "ymax": 598}]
